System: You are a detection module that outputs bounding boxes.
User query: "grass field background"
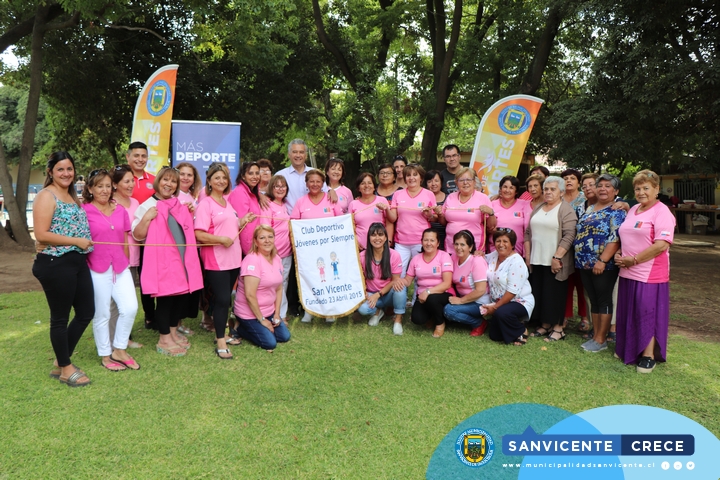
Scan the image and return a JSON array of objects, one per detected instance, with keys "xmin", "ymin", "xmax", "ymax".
[{"xmin": 1, "ymin": 291, "xmax": 719, "ymax": 479}]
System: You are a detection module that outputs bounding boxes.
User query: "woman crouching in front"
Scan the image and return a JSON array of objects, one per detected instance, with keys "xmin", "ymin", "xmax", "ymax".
[
  {"xmin": 233, "ymin": 225, "xmax": 291, "ymax": 352},
  {"xmin": 358, "ymin": 223, "xmax": 407, "ymax": 335}
]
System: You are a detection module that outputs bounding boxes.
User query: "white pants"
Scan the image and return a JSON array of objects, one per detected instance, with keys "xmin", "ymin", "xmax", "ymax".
[
  {"xmin": 394, "ymin": 243, "xmax": 423, "ymax": 277},
  {"xmin": 91, "ymin": 267, "xmax": 138, "ymax": 356},
  {"xmin": 280, "ymin": 255, "xmax": 292, "ymax": 318}
]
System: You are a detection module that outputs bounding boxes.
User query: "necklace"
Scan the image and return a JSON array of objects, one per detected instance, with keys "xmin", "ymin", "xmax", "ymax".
[{"xmin": 93, "ymin": 202, "xmax": 115, "ymax": 229}]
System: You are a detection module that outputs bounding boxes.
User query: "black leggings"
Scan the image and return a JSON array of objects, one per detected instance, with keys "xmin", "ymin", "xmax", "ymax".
[
  {"xmin": 137, "ymin": 246, "xmax": 155, "ymax": 322},
  {"xmin": 32, "ymin": 252, "xmax": 95, "ymax": 367},
  {"xmin": 579, "ymin": 269, "xmax": 619, "ymax": 314},
  {"xmin": 204, "ymin": 268, "xmax": 240, "ymax": 339},
  {"xmin": 155, "ymin": 294, "xmax": 190, "ymax": 335},
  {"xmin": 529, "ymin": 265, "xmax": 568, "ymax": 326},
  {"xmin": 410, "ymin": 293, "xmax": 452, "ymax": 326}
]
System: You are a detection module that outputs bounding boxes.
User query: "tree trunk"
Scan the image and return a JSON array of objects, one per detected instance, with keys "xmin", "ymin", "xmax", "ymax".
[
  {"xmin": 519, "ymin": 4, "xmax": 563, "ymax": 95},
  {"xmin": 0, "ymin": 141, "xmax": 34, "ymax": 247}
]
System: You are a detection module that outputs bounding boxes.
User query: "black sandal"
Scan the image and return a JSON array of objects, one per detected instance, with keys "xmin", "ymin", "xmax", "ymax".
[
  {"xmin": 545, "ymin": 329, "xmax": 566, "ymax": 342},
  {"xmin": 531, "ymin": 326, "xmax": 550, "ymax": 337},
  {"xmin": 513, "ymin": 333, "xmax": 529, "ymax": 346}
]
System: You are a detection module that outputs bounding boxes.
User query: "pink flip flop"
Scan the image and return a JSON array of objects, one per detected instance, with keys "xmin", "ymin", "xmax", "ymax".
[
  {"xmin": 110, "ymin": 355, "xmax": 141, "ymax": 370},
  {"xmin": 102, "ymin": 361, "xmax": 127, "ymax": 372}
]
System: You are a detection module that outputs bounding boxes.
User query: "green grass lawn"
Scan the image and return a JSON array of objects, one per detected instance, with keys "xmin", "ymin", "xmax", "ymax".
[{"xmin": 1, "ymin": 291, "xmax": 720, "ymax": 479}]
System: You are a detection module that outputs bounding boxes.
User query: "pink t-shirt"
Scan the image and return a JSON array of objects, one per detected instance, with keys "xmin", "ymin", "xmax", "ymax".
[
  {"xmin": 290, "ymin": 193, "xmax": 343, "ymax": 219},
  {"xmin": 442, "ymin": 191, "xmax": 493, "ymax": 253},
  {"xmin": 120, "ymin": 197, "xmax": 141, "ymax": 267},
  {"xmin": 406, "ymin": 250, "xmax": 453, "ymax": 293},
  {"xmin": 194, "ymin": 196, "xmax": 242, "ymax": 271},
  {"xmin": 489, "ymin": 198, "xmax": 531, "ymax": 255},
  {"xmin": 228, "ymin": 182, "xmax": 261, "ymax": 254},
  {"xmin": 330, "ymin": 185, "xmax": 354, "ymax": 214},
  {"xmin": 350, "ymin": 196, "xmax": 389, "ymax": 250},
  {"xmin": 360, "ymin": 248, "xmax": 403, "ymax": 292},
  {"xmin": 391, "ymin": 188, "xmax": 436, "ymax": 245},
  {"xmin": 618, "ymin": 202, "xmax": 675, "ymax": 283},
  {"xmin": 83, "ymin": 203, "xmax": 131, "ymax": 274},
  {"xmin": 178, "ymin": 190, "xmax": 198, "ymax": 207},
  {"xmin": 519, "ymin": 191, "xmax": 532, "ymax": 201},
  {"xmin": 235, "ymin": 252, "xmax": 284, "ymax": 319},
  {"xmin": 452, "ymin": 255, "xmax": 488, "ymax": 298},
  {"xmin": 260, "ymin": 200, "xmax": 292, "ymax": 258}
]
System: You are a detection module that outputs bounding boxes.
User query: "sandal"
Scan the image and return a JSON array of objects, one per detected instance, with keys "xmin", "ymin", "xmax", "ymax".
[
  {"xmin": 513, "ymin": 333, "xmax": 529, "ymax": 346},
  {"xmin": 156, "ymin": 344, "xmax": 186, "ymax": 357},
  {"xmin": 215, "ymin": 348, "xmax": 233, "ymax": 360},
  {"xmin": 582, "ymin": 329, "xmax": 595, "ymax": 340},
  {"xmin": 577, "ymin": 318, "xmax": 591, "ymax": 332},
  {"xmin": 215, "ymin": 337, "xmax": 242, "ymax": 346},
  {"xmin": 606, "ymin": 331, "xmax": 616, "ymax": 343},
  {"xmin": 178, "ymin": 325, "xmax": 195, "ymax": 336},
  {"xmin": 59, "ymin": 370, "xmax": 91, "ymax": 387},
  {"xmin": 101, "ymin": 360, "xmax": 127, "ymax": 372},
  {"xmin": 50, "ymin": 364, "xmax": 84, "ymax": 379},
  {"xmin": 545, "ymin": 329, "xmax": 567, "ymax": 342},
  {"xmin": 531, "ymin": 326, "xmax": 550, "ymax": 337},
  {"xmin": 110, "ymin": 355, "xmax": 141, "ymax": 371}
]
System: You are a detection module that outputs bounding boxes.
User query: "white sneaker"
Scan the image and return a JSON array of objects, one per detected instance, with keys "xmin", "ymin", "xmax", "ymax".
[
  {"xmin": 326, "ymin": 317, "xmax": 336, "ymax": 323},
  {"xmin": 368, "ymin": 310, "xmax": 384, "ymax": 327},
  {"xmin": 301, "ymin": 313, "xmax": 312, "ymax": 323},
  {"xmin": 393, "ymin": 322, "xmax": 403, "ymax": 335}
]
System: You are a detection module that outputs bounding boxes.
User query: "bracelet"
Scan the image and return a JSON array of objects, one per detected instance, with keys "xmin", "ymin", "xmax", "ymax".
[
  {"xmin": 552, "ymin": 256, "xmax": 562, "ymax": 261},
  {"xmin": 425, "ymin": 289, "xmax": 431, "ymax": 295},
  {"xmin": 597, "ymin": 258, "xmax": 606, "ymax": 263}
]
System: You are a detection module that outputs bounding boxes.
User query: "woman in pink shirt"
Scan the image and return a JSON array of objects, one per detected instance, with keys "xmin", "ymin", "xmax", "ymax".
[
  {"xmin": 443, "ymin": 230, "xmax": 490, "ymax": 336},
  {"xmin": 614, "ymin": 170, "xmax": 675, "ymax": 373},
  {"xmin": 438, "ymin": 167, "xmax": 496, "ymax": 254},
  {"xmin": 386, "ymin": 164, "xmax": 437, "ymax": 276},
  {"xmin": 405, "ymin": 229, "xmax": 454, "ymax": 338},
  {"xmin": 490, "ymin": 176, "xmax": 530, "ymax": 255},
  {"xmin": 176, "ymin": 162, "xmax": 202, "ymax": 207},
  {"xmin": 349, "ymin": 173, "xmax": 391, "ymax": 250},
  {"xmin": 325, "ymin": 157, "xmax": 354, "ymax": 214},
  {"xmin": 195, "ymin": 163, "xmax": 243, "ymax": 360},
  {"xmin": 290, "ymin": 169, "xmax": 343, "ymax": 322},
  {"xmin": 228, "ymin": 162, "xmax": 262, "ymax": 254},
  {"xmin": 233, "ymin": 225, "xmax": 290, "ymax": 351},
  {"xmin": 261, "ymin": 174, "xmax": 293, "ymax": 321},
  {"xmin": 82, "ymin": 170, "xmax": 139, "ymax": 371}
]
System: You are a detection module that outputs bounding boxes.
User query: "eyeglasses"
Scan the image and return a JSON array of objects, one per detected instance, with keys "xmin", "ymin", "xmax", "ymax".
[
  {"xmin": 159, "ymin": 166, "xmax": 180, "ymax": 173},
  {"xmin": 581, "ymin": 184, "xmax": 596, "ymax": 190},
  {"xmin": 329, "ymin": 157, "xmax": 344, "ymax": 163},
  {"xmin": 495, "ymin": 227, "xmax": 514, "ymax": 234},
  {"xmin": 113, "ymin": 165, "xmax": 128, "ymax": 171},
  {"xmin": 379, "ymin": 171, "xmax": 394, "ymax": 176},
  {"xmin": 259, "ymin": 169, "xmax": 272, "ymax": 174},
  {"xmin": 273, "ymin": 184, "xmax": 287, "ymax": 189},
  {"xmin": 88, "ymin": 168, "xmax": 108, "ymax": 178},
  {"xmin": 393, "ymin": 155, "xmax": 406, "ymax": 161},
  {"xmin": 457, "ymin": 178, "xmax": 474, "ymax": 183}
]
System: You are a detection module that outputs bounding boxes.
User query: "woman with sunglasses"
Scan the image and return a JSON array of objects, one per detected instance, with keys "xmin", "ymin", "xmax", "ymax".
[
  {"xmin": 133, "ymin": 166, "xmax": 203, "ymax": 356},
  {"xmin": 349, "ymin": 173, "xmax": 391, "ymax": 250},
  {"xmin": 325, "ymin": 157, "xmax": 353, "ymax": 214},
  {"xmin": 82, "ymin": 169, "xmax": 139, "ymax": 371},
  {"xmin": 33, "ymin": 152, "xmax": 94, "ymax": 386}
]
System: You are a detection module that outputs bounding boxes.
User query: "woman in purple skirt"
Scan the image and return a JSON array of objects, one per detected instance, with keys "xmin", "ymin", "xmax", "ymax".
[{"xmin": 614, "ymin": 170, "xmax": 675, "ymax": 373}]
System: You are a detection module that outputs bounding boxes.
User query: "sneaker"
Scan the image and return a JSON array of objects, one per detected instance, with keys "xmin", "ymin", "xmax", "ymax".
[
  {"xmin": 301, "ymin": 313, "xmax": 312, "ymax": 323},
  {"xmin": 368, "ymin": 310, "xmax": 384, "ymax": 327},
  {"xmin": 393, "ymin": 322, "xmax": 403, "ymax": 335},
  {"xmin": 637, "ymin": 356, "xmax": 656, "ymax": 373},
  {"xmin": 584, "ymin": 340, "xmax": 608, "ymax": 353},
  {"xmin": 326, "ymin": 317, "xmax": 336, "ymax": 323},
  {"xmin": 581, "ymin": 339, "xmax": 595, "ymax": 350},
  {"xmin": 470, "ymin": 322, "xmax": 487, "ymax": 337}
]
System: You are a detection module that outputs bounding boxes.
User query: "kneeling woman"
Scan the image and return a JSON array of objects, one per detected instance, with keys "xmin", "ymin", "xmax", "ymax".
[
  {"xmin": 405, "ymin": 229, "xmax": 454, "ymax": 338},
  {"xmin": 484, "ymin": 229, "xmax": 535, "ymax": 345},
  {"xmin": 234, "ymin": 225, "xmax": 291, "ymax": 351},
  {"xmin": 358, "ymin": 223, "xmax": 407, "ymax": 335},
  {"xmin": 443, "ymin": 230, "xmax": 490, "ymax": 336}
]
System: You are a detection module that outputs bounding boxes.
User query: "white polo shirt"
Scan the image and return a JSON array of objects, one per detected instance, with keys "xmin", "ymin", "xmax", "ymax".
[{"xmin": 276, "ymin": 164, "xmax": 328, "ymax": 213}]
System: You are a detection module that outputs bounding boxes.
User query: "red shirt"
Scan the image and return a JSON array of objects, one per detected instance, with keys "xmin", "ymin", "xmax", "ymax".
[{"xmin": 131, "ymin": 171, "xmax": 156, "ymax": 204}]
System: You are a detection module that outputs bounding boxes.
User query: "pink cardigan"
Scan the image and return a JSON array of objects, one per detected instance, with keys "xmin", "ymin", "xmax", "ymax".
[{"xmin": 140, "ymin": 197, "xmax": 204, "ymax": 297}]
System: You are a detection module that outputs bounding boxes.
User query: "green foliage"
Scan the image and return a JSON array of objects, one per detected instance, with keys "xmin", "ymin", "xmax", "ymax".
[{"xmin": 0, "ymin": 84, "xmax": 50, "ymax": 164}]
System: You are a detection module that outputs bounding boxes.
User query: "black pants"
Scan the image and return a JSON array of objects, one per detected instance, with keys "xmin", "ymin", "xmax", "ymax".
[
  {"xmin": 155, "ymin": 294, "xmax": 190, "ymax": 335},
  {"xmin": 137, "ymin": 245, "xmax": 156, "ymax": 322},
  {"xmin": 488, "ymin": 302, "xmax": 528, "ymax": 344},
  {"xmin": 410, "ymin": 293, "xmax": 452, "ymax": 326},
  {"xmin": 579, "ymin": 269, "xmax": 619, "ymax": 314},
  {"xmin": 205, "ymin": 268, "xmax": 240, "ymax": 339},
  {"xmin": 529, "ymin": 265, "xmax": 568, "ymax": 326},
  {"xmin": 286, "ymin": 256, "xmax": 301, "ymax": 316},
  {"xmin": 32, "ymin": 252, "xmax": 95, "ymax": 367}
]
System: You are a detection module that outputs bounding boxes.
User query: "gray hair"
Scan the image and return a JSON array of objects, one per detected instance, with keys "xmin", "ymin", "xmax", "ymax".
[
  {"xmin": 288, "ymin": 138, "xmax": 307, "ymax": 153},
  {"xmin": 596, "ymin": 173, "xmax": 621, "ymax": 191},
  {"xmin": 543, "ymin": 175, "xmax": 565, "ymax": 193}
]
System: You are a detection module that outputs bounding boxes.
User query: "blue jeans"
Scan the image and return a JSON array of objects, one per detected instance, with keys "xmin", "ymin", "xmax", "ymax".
[
  {"xmin": 444, "ymin": 302, "xmax": 483, "ymax": 328},
  {"xmin": 235, "ymin": 315, "xmax": 291, "ymax": 350},
  {"xmin": 357, "ymin": 287, "xmax": 407, "ymax": 316}
]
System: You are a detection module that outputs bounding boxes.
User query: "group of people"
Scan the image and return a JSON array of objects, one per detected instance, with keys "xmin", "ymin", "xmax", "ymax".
[{"xmin": 32, "ymin": 139, "xmax": 674, "ymax": 387}]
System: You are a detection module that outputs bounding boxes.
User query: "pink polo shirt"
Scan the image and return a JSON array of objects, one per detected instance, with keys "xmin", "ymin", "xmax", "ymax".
[
  {"xmin": 360, "ymin": 248, "xmax": 403, "ymax": 292},
  {"xmin": 290, "ymin": 193, "xmax": 343, "ymax": 219},
  {"xmin": 119, "ymin": 197, "xmax": 141, "ymax": 267},
  {"xmin": 442, "ymin": 191, "xmax": 493, "ymax": 253},
  {"xmin": 618, "ymin": 202, "xmax": 675, "ymax": 283},
  {"xmin": 406, "ymin": 250, "xmax": 453, "ymax": 293},
  {"xmin": 178, "ymin": 190, "xmax": 198, "ymax": 207},
  {"xmin": 235, "ymin": 252, "xmax": 284, "ymax": 319},
  {"xmin": 330, "ymin": 185, "xmax": 354, "ymax": 214},
  {"xmin": 350, "ymin": 196, "xmax": 389, "ymax": 250},
  {"xmin": 453, "ymin": 254, "xmax": 488, "ymax": 298},
  {"xmin": 260, "ymin": 200, "xmax": 292, "ymax": 258},
  {"xmin": 194, "ymin": 196, "xmax": 242, "ymax": 271},
  {"xmin": 131, "ymin": 171, "xmax": 155, "ymax": 204},
  {"xmin": 83, "ymin": 203, "xmax": 131, "ymax": 274},
  {"xmin": 489, "ymin": 198, "xmax": 531, "ymax": 255},
  {"xmin": 391, "ymin": 188, "xmax": 436, "ymax": 245}
]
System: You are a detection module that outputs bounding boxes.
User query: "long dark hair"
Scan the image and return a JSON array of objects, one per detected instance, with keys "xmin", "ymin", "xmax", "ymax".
[
  {"xmin": 236, "ymin": 161, "xmax": 260, "ymax": 200},
  {"xmin": 364, "ymin": 223, "xmax": 392, "ymax": 281},
  {"xmin": 44, "ymin": 151, "xmax": 81, "ymax": 205}
]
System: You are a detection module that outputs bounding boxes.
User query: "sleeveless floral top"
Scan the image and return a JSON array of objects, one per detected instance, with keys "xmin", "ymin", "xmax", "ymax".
[{"xmin": 42, "ymin": 194, "xmax": 93, "ymax": 257}]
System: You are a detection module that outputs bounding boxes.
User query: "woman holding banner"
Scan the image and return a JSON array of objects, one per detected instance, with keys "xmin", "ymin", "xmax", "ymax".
[
  {"xmin": 405, "ymin": 229, "xmax": 454, "ymax": 338},
  {"xmin": 291, "ymin": 169, "xmax": 343, "ymax": 323},
  {"xmin": 261, "ymin": 174, "xmax": 293, "ymax": 322},
  {"xmin": 349, "ymin": 173, "xmax": 391, "ymax": 250},
  {"xmin": 233, "ymin": 225, "xmax": 291, "ymax": 352},
  {"xmin": 357, "ymin": 223, "xmax": 406, "ymax": 335},
  {"xmin": 194, "ymin": 163, "xmax": 243, "ymax": 360},
  {"xmin": 228, "ymin": 162, "xmax": 262, "ymax": 254}
]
